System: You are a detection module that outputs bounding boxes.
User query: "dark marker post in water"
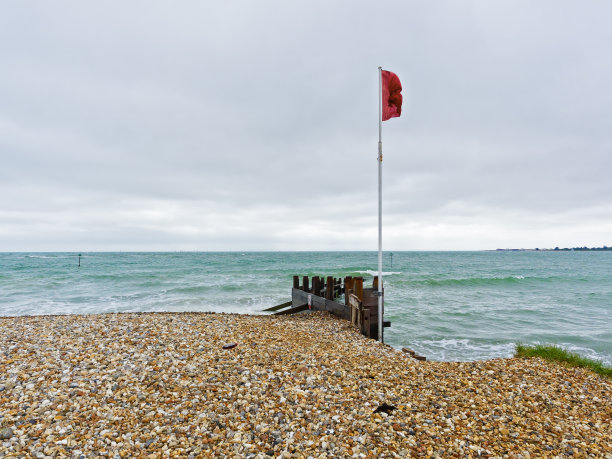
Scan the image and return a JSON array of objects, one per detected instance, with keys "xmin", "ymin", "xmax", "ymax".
[
  {"xmin": 390, "ymin": 252, "xmax": 393, "ymax": 268},
  {"xmin": 78, "ymin": 253, "xmax": 81, "ymax": 267}
]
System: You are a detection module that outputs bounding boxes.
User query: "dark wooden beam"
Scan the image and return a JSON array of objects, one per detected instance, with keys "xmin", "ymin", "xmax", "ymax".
[
  {"xmin": 354, "ymin": 277, "xmax": 363, "ymax": 302},
  {"xmin": 274, "ymin": 304, "xmax": 309, "ymax": 315},
  {"xmin": 326, "ymin": 276, "xmax": 334, "ymax": 300},
  {"xmin": 262, "ymin": 300, "xmax": 293, "ymax": 312}
]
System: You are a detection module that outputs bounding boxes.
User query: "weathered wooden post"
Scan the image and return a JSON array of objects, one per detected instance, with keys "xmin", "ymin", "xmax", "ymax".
[
  {"xmin": 363, "ymin": 308, "xmax": 371, "ymax": 337},
  {"xmin": 326, "ymin": 276, "xmax": 334, "ymax": 300},
  {"xmin": 293, "ymin": 276, "xmax": 300, "ymax": 290},
  {"xmin": 373, "ymin": 275, "xmax": 379, "ymax": 290},
  {"xmin": 303, "ymin": 276, "xmax": 310, "ymax": 293},
  {"xmin": 348, "ymin": 292, "xmax": 362, "ymax": 328},
  {"xmin": 344, "ymin": 276, "xmax": 354, "ymax": 305},
  {"xmin": 354, "ymin": 277, "xmax": 364, "ymax": 301}
]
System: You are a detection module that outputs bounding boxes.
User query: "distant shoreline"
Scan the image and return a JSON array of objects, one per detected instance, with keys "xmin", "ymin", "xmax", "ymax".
[{"xmin": 493, "ymin": 245, "xmax": 611, "ymax": 252}]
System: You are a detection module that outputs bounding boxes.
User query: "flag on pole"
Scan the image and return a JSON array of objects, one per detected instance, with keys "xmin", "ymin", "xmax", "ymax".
[
  {"xmin": 381, "ymin": 70, "xmax": 402, "ymax": 121},
  {"xmin": 377, "ymin": 67, "xmax": 402, "ymax": 343}
]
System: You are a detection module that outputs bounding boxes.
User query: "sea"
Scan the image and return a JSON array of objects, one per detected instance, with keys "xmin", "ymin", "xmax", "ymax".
[{"xmin": 0, "ymin": 251, "xmax": 610, "ymax": 365}]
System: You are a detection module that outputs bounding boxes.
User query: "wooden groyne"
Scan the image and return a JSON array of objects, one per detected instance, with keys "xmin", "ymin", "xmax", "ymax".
[{"xmin": 264, "ymin": 275, "xmax": 390, "ymax": 342}]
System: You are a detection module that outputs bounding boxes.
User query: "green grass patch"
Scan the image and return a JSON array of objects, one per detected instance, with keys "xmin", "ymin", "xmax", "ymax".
[{"xmin": 515, "ymin": 344, "xmax": 612, "ymax": 378}]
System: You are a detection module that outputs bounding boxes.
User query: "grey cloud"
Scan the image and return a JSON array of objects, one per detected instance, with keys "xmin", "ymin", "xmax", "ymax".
[{"xmin": 1, "ymin": 0, "xmax": 611, "ymax": 250}]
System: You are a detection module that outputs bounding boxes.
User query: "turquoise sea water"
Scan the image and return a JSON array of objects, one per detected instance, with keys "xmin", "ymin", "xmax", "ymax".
[{"xmin": 0, "ymin": 251, "xmax": 610, "ymax": 365}]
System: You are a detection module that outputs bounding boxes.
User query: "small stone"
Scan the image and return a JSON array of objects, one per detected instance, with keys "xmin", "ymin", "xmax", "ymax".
[{"xmin": 0, "ymin": 427, "xmax": 14, "ymax": 440}]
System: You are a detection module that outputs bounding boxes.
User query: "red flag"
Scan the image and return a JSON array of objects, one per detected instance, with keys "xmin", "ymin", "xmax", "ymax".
[{"xmin": 381, "ymin": 70, "xmax": 402, "ymax": 121}]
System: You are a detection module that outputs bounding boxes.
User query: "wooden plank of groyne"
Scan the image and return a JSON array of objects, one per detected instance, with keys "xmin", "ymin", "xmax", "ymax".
[
  {"xmin": 323, "ymin": 298, "xmax": 350, "ymax": 319},
  {"xmin": 292, "ymin": 288, "xmax": 350, "ymax": 321},
  {"xmin": 363, "ymin": 288, "xmax": 382, "ymax": 341},
  {"xmin": 326, "ymin": 277, "xmax": 334, "ymax": 300},
  {"xmin": 344, "ymin": 277, "xmax": 354, "ymax": 305},
  {"xmin": 354, "ymin": 277, "xmax": 364, "ymax": 301},
  {"xmin": 262, "ymin": 300, "xmax": 293, "ymax": 312},
  {"xmin": 363, "ymin": 308, "xmax": 371, "ymax": 338},
  {"xmin": 274, "ymin": 304, "xmax": 309, "ymax": 315},
  {"xmin": 313, "ymin": 276, "xmax": 321, "ymax": 296}
]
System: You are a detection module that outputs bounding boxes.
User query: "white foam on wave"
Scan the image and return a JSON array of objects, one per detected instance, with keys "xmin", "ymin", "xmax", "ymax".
[
  {"xmin": 357, "ymin": 270, "xmax": 402, "ymax": 277},
  {"xmin": 24, "ymin": 255, "xmax": 74, "ymax": 259},
  {"xmin": 401, "ymin": 338, "xmax": 516, "ymax": 362}
]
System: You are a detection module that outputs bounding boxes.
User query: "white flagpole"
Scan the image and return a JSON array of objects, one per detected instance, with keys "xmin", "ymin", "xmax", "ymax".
[{"xmin": 377, "ymin": 67, "xmax": 383, "ymax": 343}]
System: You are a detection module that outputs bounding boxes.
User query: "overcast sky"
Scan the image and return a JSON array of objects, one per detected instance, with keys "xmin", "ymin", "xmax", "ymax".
[{"xmin": 1, "ymin": 1, "xmax": 611, "ymax": 251}]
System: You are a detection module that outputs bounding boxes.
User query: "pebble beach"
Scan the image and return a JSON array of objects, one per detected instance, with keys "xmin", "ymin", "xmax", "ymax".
[{"xmin": 0, "ymin": 312, "xmax": 610, "ymax": 458}]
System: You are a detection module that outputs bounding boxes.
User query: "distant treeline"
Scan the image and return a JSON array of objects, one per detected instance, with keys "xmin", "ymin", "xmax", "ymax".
[
  {"xmin": 546, "ymin": 246, "xmax": 611, "ymax": 251},
  {"xmin": 496, "ymin": 246, "xmax": 611, "ymax": 251}
]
